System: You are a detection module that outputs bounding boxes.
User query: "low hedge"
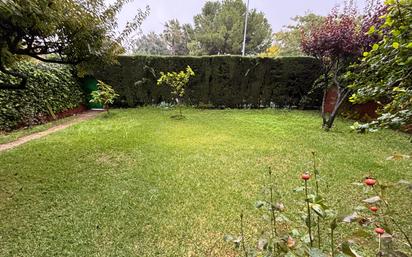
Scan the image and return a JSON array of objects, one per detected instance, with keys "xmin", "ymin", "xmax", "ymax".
[
  {"xmin": 94, "ymin": 55, "xmax": 322, "ymax": 108},
  {"xmin": 0, "ymin": 61, "xmax": 85, "ymax": 131}
]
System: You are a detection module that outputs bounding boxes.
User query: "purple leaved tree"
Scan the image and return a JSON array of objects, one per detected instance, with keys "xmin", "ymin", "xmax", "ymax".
[{"xmin": 301, "ymin": 1, "xmax": 385, "ymax": 131}]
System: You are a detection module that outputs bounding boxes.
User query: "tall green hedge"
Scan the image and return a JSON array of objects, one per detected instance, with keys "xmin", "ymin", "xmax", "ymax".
[
  {"xmin": 94, "ymin": 55, "xmax": 322, "ymax": 108},
  {"xmin": 0, "ymin": 61, "xmax": 84, "ymax": 131}
]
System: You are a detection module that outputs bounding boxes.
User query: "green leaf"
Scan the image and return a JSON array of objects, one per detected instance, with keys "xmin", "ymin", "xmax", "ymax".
[
  {"xmin": 343, "ymin": 212, "xmax": 358, "ymax": 223},
  {"xmin": 362, "ymin": 196, "xmax": 381, "ymax": 204},
  {"xmin": 391, "ymin": 29, "xmax": 401, "ymax": 36},
  {"xmin": 309, "ymin": 248, "xmax": 327, "ymax": 257},
  {"xmin": 341, "ymin": 241, "xmax": 362, "ymax": 257},
  {"xmin": 293, "ymin": 186, "xmax": 305, "ymax": 192},
  {"xmin": 311, "ymin": 203, "xmax": 325, "ymax": 218},
  {"xmin": 392, "ymin": 42, "xmax": 400, "ymax": 49},
  {"xmin": 372, "ymin": 44, "xmax": 379, "ymax": 51},
  {"xmin": 367, "ymin": 26, "xmax": 375, "ymax": 35},
  {"xmin": 255, "ymin": 200, "xmax": 266, "ymax": 209}
]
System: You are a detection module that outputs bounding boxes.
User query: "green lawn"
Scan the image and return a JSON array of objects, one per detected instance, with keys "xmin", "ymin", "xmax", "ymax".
[{"xmin": 0, "ymin": 108, "xmax": 411, "ymax": 256}]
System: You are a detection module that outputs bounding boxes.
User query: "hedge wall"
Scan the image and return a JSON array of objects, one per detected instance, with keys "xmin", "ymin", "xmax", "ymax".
[
  {"xmin": 94, "ymin": 55, "xmax": 322, "ymax": 108},
  {"xmin": 0, "ymin": 61, "xmax": 85, "ymax": 131}
]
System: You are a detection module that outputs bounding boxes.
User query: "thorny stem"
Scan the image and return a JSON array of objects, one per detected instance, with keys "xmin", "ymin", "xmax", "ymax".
[
  {"xmin": 312, "ymin": 152, "xmax": 319, "ymax": 195},
  {"xmin": 312, "ymin": 152, "xmax": 321, "ymax": 248},
  {"xmin": 372, "ymin": 187, "xmax": 412, "ymax": 249},
  {"xmin": 269, "ymin": 168, "xmax": 278, "ymax": 238},
  {"xmin": 268, "ymin": 167, "xmax": 280, "ymax": 254},
  {"xmin": 389, "ymin": 216, "xmax": 412, "ymax": 249},
  {"xmin": 317, "ymin": 214, "xmax": 321, "ymax": 248},
  {"xmin": 331, "ymin": 228, "xmax": 335, "ymax": 257},
  {"xmin": 378, "ymin": 234, "xmax": 381, "ymax": 252},
  {"xmin": 305, "ymin": 180, "xmax": 313, "ymax": 247},
  {"xmin": 240, "ymin": 212, "xmax": 247, "ymax": 257}
]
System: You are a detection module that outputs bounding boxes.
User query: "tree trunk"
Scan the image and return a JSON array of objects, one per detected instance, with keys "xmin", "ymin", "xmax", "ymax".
[
  {"xmin": 321, "ymin": 89, "xmax": 328, "ymax": 129},
  {"xmin": 321, "ymin": 59, "xmax": 351, "ymax": 131},
  {"xmin": 323, "ymin": 87, "xmax": 351, "ymax": 131},
  {"xmin": 320, "ymin": 69, "xmax": 330, "ymax": 129}
]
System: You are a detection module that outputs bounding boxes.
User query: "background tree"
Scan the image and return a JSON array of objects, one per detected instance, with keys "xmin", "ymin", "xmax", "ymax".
[
  {"xmin": 274, "ymin": 13, "xmax": 324, "ymax": 56},
  {"xmin": 301, "ymin": 2, "xmax": 383, "ymax": 130},
  {"xmin": 258, "ymin": 45, "xmax": 280, "ymax": 58},
  {"xmin": 349, "ymin": 0, "xmax": 411, "ymax": 130},
  {"xmin": 133, "ymin": 32, "xmax": 170, "ymax": 55},
  {"xmin": 190, "ymin": 0, "xmax": 272, "ymax": 55},
  {"xmin": 163, "ymin": 19, "xmax": 191, "ymax": 55},
  {"xmin": 0, "ymin": 0, "xmax": 149, "ymax": 89}
]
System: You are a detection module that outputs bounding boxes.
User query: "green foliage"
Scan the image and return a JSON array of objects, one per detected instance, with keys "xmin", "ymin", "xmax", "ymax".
[
  {"xmin": 0, "ymin": 0, "xmax": 149, "ymax": 88},
  {"xmin": 90, "ymin": 80, "xmax": 119, "ymax": 110},
  {"xmin": 157, "ymin": 66, "xmax": 195, "ymax": 99},
  {"xmin": 258, "ymin": 45, "xmax": 281, "ymax": 58},
  {"xmin": 274, "ymin": 13, "xmax": 325, "ymax": 57},
  {"xmin": 133, "ymin": 32, "xmax": 170, "ymax": 55},
  {"xmin": 0, "ymin": 61, "xmax": 84, "ymax": 131},
  {"xmin": 349, "ymin": 0, "xmax": 412, "ymax": 129},
  {"xmin": 162, "ymin": 19, "xmax": 191, "ymax": 55},
  {"xmin": 226, "ymin": 156, "xmax": 412, "ymax": 256},
  {"xmin": 189, "ymin": 0, "xmax": 272, "ymax": 55},
  {"xmin": 350, "ymin": 122, "xmax": 378, "ymax": 133},
  {"xmin": 94, "ymin": 55, "xmax": 322, "ymax": 108},
  {"xmin": 157, "ymin": 66, "xmax": 195, "ymax": 117}
]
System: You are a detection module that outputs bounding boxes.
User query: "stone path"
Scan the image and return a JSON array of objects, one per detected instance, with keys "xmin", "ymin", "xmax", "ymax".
[{"xmin": 0, "ymin": 110, "xmax": 102, "ymax": 152}]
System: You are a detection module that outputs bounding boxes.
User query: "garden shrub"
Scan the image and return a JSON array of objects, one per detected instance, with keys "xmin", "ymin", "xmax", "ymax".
[
  {"xmin": 226, "ymin": 154, "xmax": 412, "ymax": 256},
  {"xmin": 94, "ymin": 55, "xmax": 322, "ymax": 108},
  {"xmin": 0, "ymin": 61, "xmax": 84, "ymax": 131}
]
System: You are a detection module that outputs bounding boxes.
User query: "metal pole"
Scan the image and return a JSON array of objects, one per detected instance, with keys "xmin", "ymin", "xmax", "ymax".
[{"xmin": 241, "ymin": 0, "xmax": 250, "ymax": 56}]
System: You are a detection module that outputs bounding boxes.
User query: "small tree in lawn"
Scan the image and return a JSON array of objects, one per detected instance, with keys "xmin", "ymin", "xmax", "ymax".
[
  {"xmin": 157, "ymin": 66, "xmax": 195, "ymax": 118},
  {"xmin": 301, "ymin": 2, "xmax": 384, "ymax": 131},
  {"xmin": 90, "ymin": 80, "xmax": 119, "ymax": 114}
]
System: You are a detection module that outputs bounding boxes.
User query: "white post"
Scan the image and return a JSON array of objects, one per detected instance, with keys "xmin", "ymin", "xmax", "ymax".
[{"xmin": 241, "ymin": 0, "xmax": 250, "ymax": 56}]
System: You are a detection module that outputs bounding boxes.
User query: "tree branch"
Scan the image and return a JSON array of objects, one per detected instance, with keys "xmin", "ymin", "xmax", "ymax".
[{"xmin": 26, "ymin": 54, "xmax": 82, "ymax": 65}]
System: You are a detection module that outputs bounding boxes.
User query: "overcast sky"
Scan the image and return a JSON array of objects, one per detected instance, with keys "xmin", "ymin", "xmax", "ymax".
[{"xmin": 115, "ymin": 0, "xmax": 370, "ymax": 34}]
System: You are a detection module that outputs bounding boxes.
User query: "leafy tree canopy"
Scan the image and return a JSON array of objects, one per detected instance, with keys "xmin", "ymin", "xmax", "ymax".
[
  {"xmin": 258, "ymin": 45, "xmax": 280, "ymax": 58},
  {"xmin": 0, "ymin": 0, "xmax": 149, "ymax": 89},
  {"xmin": 301, "ymin": 0, "xmax": 384, "ymax": 130},
  {"xmin": 133, "ymin": 32, "xmax": 170, "ymax": 56},
  {"xmin": 163, "ymin": 19, "xmax": 191, "ymax": 56},
  {"xmin": 189, "ymin": 0, "xmax": 272, "ymax": 55},
  {"xmin": 274, "ymin": 13, "xmax": 324, "ymax": 57}
]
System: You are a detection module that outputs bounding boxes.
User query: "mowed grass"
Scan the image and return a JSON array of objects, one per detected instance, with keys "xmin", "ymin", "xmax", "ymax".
[
  {"xmin": 0, "ymin": 107, "xmax": 411, "ymax": 257},
  {"xmin": 0, "ymin": 115, "xmax": 78, "ymax": 144}
]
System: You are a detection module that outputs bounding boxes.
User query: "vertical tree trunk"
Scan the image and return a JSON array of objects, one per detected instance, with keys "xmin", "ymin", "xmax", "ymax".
[
  {"xmin": 323, "ymin": 87, "xmax": 351, "ymax": 131},
  {"xmin": 321, "ymin": 89, "xmax": 328, "ymax": 129},
  {"xmin": 321, "ymin": 71, "xmax": 330, "ymax": 129},
  {"xmin": 321, "ymin": 59, "xmax": 351, "ymax": 131}
]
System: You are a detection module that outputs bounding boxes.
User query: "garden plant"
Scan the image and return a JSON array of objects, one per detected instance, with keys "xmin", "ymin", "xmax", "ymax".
[
  {"xmin": 349, "ymin": 0, "xmax": 412, "ymax": 131},
  {"xmin": 90, "ymin": 80, "xmax": 119, "ymax": 114},
  {"xmin": 157, "ymin": 65, "xmax": 195, "ymax": 118},
  {"xmin": 225, "ymin": 153, "xmax": 412, "ymax": 257}
]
